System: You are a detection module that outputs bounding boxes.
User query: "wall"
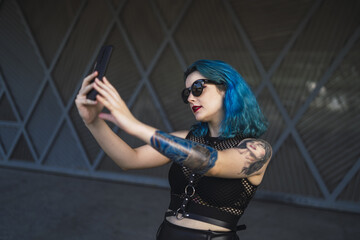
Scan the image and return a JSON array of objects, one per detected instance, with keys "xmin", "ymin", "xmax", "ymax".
[{"xmin": 0, "ymin": 0, "xmax": 359, "ymax": 212}]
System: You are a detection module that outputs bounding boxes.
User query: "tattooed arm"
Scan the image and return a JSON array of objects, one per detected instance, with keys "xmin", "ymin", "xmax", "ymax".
[
  {"xmin": 207, "ymin": 138, "xmax": 272, "ymax": 181},
  {"xmin": 150, "ymin": 131, "xmax": 272, "ymax": 178},
  {"xmin": 150, "ymin": 131, "xmax": 218, "ymax": 174}
]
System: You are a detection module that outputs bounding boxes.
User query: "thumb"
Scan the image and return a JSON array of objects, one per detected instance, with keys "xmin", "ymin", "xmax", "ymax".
[{"xmin": 98, "ymin": 113, "xmax": 118, "ymax": 125}]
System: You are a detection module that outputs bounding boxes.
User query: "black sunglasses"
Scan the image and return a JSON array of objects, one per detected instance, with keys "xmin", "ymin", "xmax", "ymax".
[{"xmin": 181, "ymin": 79, "xmax": 224, "ymax": 104}]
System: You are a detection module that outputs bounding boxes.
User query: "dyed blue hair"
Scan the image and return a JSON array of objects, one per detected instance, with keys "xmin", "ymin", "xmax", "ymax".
[{"xmin": 184, "ymin": 59, "xmax": 268, "ymax": 138}]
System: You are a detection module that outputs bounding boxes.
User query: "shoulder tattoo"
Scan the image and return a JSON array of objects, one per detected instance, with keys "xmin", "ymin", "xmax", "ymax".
[{"xmin": 236, "ymin": 138, "xmax": 272, "ymax": 176}]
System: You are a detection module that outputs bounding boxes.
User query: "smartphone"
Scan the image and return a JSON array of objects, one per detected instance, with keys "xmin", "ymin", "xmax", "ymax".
[{"xmin": 86, "ymin": 45, "xmax": 113, "ymax": 100}]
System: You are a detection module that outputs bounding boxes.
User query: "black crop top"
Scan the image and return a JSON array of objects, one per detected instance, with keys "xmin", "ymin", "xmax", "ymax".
[{"xmin": 167, "ymin": 131, "xmax": 258, "ymax": 228}]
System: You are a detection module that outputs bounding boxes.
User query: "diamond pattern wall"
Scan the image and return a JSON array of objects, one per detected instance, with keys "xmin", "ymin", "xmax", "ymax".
[{"xmin": 0, "ymin": 0, "xmax": 359, "ymax": 213}]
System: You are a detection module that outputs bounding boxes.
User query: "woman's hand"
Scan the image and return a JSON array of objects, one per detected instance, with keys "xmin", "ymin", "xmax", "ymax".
[
  {"xmin": 75, "ymin": 71, "xmax": 104, "ymax": 125},
  {"xmin": 93, "ymin": 77, "xmax": 141, "ymax": 135}
]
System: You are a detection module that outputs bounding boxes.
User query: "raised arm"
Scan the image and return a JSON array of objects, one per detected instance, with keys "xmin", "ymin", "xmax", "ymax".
[
  {"xmin": 75, "ymin": 72, "xmax": 187, "ymax": 170},
  {"xmin": 84, "ymin": 119, "xmax": 188, "ymax": 170}
]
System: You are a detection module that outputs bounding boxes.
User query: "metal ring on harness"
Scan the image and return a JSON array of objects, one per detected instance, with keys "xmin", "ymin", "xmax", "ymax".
[{"xmin": 184, "ymin": 185, "xmax": 195, "ymax": 197}]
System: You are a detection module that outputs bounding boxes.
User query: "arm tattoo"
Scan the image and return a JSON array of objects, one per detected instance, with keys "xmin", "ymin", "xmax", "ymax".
[
  {"xmin": 150, "ymin": 131, "xmax": 218, "ymax": 174},
  {"xmin": 236, "ymin": 138, "xmax": 272, "ymax": 176}
]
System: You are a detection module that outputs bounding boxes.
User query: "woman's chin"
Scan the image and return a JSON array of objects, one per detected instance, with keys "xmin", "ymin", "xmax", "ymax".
[
  {"xmin": 194, "ymin": 114, "xmax": 208, "ymax": 123},
  {"xmin": 193, "ymin": 113, "xmax": 203, "ymax": 121}
]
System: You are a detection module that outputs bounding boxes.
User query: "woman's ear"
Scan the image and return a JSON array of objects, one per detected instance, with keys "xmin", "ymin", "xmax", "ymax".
[
  {"xmin": 220, "ymin": 88, "xmax": 226, "ymax": 99},
  {"xmin": 216, "ymin": 85, "xmax": 226, "ymax": 98}
]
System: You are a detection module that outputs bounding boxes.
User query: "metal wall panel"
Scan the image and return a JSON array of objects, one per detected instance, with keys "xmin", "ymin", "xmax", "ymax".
[{"xmin": 0, "ymin": 0, "xmax": 359, "ymax": 213}]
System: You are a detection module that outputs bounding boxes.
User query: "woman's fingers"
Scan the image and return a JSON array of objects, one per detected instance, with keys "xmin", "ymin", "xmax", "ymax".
[
  {"xmin": 94, "ymin": 78, "xmax": 122, "ymax": 108},
  {"xmin": 76, "ymin": 82, "xmax": 99, "ymax": 106},
  {"xmin": 82, "ymin": 71, "xmax": 98, "ymax": 89},
  {"xmin": 93, "ymin": 80, "xmax": 112, "ymax": 103},
  {"xmin": 75, "ymin": 94, "xmax": 97, "ymax": 107},
  {"xmin": 76, "ymin": 97, "xmax": 98, "ymax": 105},
  {"xmin": 77, "ymin": 71, "xmax": 98, "ymax": 102},
  {"xmin": 95, "ymin": 94, "xmax": 114, "ymax": 113},
  {"xmin": 103, "ymin": 77, "xmax": 118, "ymax": 95},
  {"xmin": 95, "ymin": 80, "xmax": 129, "ymax": 114},
  {"xmin": 79, "ymin": 82, "xmax": 95, "ymax": 96},
  {"xmin": 95, "ymin": 78, "xmax": 120, "ymax": 102}
]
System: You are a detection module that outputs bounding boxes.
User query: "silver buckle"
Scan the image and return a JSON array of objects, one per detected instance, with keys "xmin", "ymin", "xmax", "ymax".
[{"xmin": 176, "ymin": 208, "xmax": 185, "ymax": 220}]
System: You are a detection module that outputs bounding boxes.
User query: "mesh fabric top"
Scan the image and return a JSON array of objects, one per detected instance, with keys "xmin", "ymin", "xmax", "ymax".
[{"xmin": 168, "ymin": 131, "xmax": 258, "ymax": 224}]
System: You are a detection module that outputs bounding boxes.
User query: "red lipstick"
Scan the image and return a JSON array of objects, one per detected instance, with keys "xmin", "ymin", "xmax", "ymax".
[{"xmin": 192, "ymin": 106, "xmax": 201, "ymax": 113}]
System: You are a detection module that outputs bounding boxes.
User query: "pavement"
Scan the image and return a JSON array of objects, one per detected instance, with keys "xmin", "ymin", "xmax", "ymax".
[{"xmin": 1, "ymin": 167, "xmax": 359, "ymax": 240}]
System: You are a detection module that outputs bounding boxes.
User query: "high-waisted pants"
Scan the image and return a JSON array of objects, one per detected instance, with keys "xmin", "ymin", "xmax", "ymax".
[{"xmin": 156, "ymin": 220, "xmax": 240, "ymax": 240}]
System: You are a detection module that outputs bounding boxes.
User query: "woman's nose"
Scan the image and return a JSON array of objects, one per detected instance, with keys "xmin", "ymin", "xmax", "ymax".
[{"xmin": 187, "ymin": 91, "xmax": 196, "ymax": 103}]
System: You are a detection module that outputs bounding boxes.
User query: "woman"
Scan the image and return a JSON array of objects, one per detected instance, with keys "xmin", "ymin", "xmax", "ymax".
[{"xmin": 75, "ymin": 59, "xmax": 272, "ymax": 239}]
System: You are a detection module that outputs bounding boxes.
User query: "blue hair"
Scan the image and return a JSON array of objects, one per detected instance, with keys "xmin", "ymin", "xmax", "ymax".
[{"xmin": 184, "ymin": 59, "xmax": 268, "ymax": 138}]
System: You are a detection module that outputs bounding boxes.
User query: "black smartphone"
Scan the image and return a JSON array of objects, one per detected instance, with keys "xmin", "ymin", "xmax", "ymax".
[{"xmin": 86, "ymin": 45, "xmax": 113, "ymax": 100}]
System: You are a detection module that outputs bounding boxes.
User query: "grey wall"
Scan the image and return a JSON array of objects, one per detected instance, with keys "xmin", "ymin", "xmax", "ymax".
[{"xmin": 0, "ymin": 0, "xmax": 359, "ymax": 213}]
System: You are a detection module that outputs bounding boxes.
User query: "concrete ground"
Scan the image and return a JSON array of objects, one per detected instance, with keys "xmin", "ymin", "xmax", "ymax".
[{"xmin": 1, "ymin": 167, "xmax": 359, "ymax": 240}]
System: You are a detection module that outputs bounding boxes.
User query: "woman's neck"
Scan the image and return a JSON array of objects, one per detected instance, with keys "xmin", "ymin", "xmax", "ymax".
[
  {"xmin": 207, "ymin": 109, "xmax": 224, "ymax": 137},
  {"xmin": 208, "ymin": 123, "xmax": 221, "ymax": 137}
]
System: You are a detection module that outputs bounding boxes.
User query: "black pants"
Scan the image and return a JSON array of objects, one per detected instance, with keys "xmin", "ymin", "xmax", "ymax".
[{"xmin": 156, "ymin": 220, "xmax": 240, "ymax": 240}]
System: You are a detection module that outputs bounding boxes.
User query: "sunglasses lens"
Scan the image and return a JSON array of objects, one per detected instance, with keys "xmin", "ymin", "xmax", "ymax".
[
  {"xmin": 181, "ymin": 80, "xmax": 205, "ymax": 103},
  {"xmin": 182, "ymin": 89, "xmax": 190, "ymax": 103},
  {"xmin": 192, "ymin": 81, "xmax": 203, "ymax": 97}
]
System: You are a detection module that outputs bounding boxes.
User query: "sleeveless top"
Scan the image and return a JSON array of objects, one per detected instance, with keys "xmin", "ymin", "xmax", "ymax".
[{"xmin": 167, "ymin": 131, "xmax": 258, "ymax": 227}]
